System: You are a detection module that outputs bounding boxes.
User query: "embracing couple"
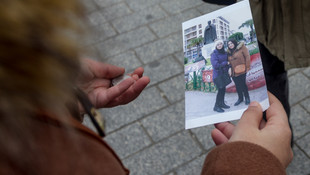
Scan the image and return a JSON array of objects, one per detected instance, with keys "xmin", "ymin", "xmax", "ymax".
[{"xmin": 211, "ymin": 39, "xmax": 251, "ymax": 113}]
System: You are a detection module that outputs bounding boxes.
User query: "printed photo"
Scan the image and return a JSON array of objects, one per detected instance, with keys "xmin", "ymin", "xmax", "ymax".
[{"xmin": 182, "ymin": 0, "xmax": 269, "ymax": 129}]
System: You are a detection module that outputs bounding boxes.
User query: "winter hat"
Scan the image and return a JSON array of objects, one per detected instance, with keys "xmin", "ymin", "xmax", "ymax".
[{"xmin": 214, "ymin": 39, "xmax": 224, "ymax": 49}]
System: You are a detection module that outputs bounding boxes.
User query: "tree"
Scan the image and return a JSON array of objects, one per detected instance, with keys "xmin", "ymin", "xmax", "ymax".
[
  {"xmin": 239, "ymin": 19, "xmax": 255, "ymax": 42},
  {"xmin": 189, "ymin": 37, "xmax": 204, "ymax": 58},
  {"xmin": 184, "ymin": 57, "xmax": 188, "ymax": 64},
  {"xmin": 228, "ymin": 32, "xmax": 244, "ymax": 42}
]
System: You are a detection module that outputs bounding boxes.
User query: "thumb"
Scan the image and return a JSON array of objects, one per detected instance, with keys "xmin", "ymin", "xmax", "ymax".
[{"xmin": 237, "ymin": 101, "xmax": 263, "ymax": 130}]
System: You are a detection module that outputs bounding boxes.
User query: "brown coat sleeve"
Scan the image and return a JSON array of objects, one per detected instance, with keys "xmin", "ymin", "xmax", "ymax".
[
  {"xmin": 201, "ymin": 141, "xmax": 286, "ymax": 175},
  {"xmin": 242, "ymin": 45, "xmax": 251, "ymax": 71}
]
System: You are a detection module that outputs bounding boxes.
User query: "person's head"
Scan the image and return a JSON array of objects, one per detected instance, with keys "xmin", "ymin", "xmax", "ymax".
[
  {"xmin": 0, "ymin": 0, "xmax": 85, "ymax": 121},
  {"xmin": 214, "ymin": 39, "xmax": 225, "ymax": 53},
  {"xmin": 215, "ymin": 39, "xmax": 224, "ymax": 50},
  {"xmin": 208, "ymin": 20, "xmax": 211, "ymax": 25},
  {"xmin": 228, "ymin": 39, "xmax": 238, "ymax": 50}
]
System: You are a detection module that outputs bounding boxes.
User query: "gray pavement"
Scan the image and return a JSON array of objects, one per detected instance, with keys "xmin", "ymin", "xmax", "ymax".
[{"xmin": 82, "ymin": 0, "xmax": 310, "ymax": 174}]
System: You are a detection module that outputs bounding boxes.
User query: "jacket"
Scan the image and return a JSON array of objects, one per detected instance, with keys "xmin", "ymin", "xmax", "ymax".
[
  {"xmin": 227, "ymin": 42, "xmax": 251, "ymax": 77},
  {"xmin": 210, "ymin": 49, "xmax": 229, "ymax": 80},
  {"xmin": 202, "ymin": 141, "xmax": 286, "ymax": 175},
  {"xmin": 249, "ymin": 0, "xmax": 310, "ymax": 69},
  {"xmin": 0, "ymin": 114, "xmax": 129, "ymax": 175}
]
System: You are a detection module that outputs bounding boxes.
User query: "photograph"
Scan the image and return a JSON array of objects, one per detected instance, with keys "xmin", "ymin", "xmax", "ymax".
[{"xmin": 182, "ymin": 0, "xmax": 269, "ymax": 129}]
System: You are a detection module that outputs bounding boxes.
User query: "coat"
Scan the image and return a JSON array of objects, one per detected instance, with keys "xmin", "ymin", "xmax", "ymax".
[
  {"xmin": 201, "ymin": 141, "xmax": 286, "ymax": 175},
  {"xmin": 210, "ymin": 49, "xmax": 229, "ymax": 80},
  {"xmin": 250, "ymin": 0, "xmax": 310, "ymax": 70},
  {"xmin": 227, "ymin": 42, "xmax": 251, "ymax": 77},
  {"xmin": 0, "ymin": 114, "xmax": 129, "ymax": 175}
]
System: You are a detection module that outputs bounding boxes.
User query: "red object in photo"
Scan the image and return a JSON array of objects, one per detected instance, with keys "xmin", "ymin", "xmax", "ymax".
[
  {"xmin": 226, "ymin": 53, "xmax": 266, "ymax": 93},
  {"xmin": 202, "ymin": 70, "xmax": 213, "ymax": 83}
]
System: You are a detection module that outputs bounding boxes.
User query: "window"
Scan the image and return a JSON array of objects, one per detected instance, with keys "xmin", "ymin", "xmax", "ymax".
[
  {"xmin": 199, "ymin": 30, "xmax": 202, "ymax": 34},
  {"xmin": 199, "ymin": 24, "xmax": 202, "ymax": 28}
]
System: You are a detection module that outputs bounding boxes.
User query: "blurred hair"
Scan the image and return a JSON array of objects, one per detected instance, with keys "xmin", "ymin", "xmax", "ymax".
[{"xmin": 0, "ymin": 0, "xmax": 86, "ymax": 119}]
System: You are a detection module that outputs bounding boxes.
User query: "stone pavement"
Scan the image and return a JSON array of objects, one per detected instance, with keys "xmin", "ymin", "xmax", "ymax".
[{"xmin": 81, "ymin": 0, "xmax": 310, "ymax": 174}]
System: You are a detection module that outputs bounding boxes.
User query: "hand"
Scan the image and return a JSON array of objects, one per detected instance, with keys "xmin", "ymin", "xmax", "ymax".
[
  {"xmin": 211, "ymin": 92, "xmax": 293, "ymax": 168},
  {"xmin": 77, "ymin": 58, "xmax": 150, "ymax": 110}
]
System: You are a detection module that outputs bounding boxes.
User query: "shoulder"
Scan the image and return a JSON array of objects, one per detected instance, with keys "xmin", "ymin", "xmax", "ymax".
[
  {"xmin": 236, "ymin": 41, "xmax": 245, "ymax": 50},
  {"xmin": 211, "ymin": 50, "xmax": 217, "ymax": 56}
]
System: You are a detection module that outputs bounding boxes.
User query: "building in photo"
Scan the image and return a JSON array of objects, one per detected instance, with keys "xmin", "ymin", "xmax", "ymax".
[{"xmin": 183, "ymin": 16, "xmax": 231, "ymax": 62}]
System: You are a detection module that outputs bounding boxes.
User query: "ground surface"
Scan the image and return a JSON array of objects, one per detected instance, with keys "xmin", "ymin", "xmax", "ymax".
[{"xmin": 82, "ymin": 0, "xmax": 310, "ymax": 174}]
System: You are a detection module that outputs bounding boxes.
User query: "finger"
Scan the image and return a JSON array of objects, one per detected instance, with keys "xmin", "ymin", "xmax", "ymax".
[
  {"xmin": 214, "ymin": 122, "xmax": 235, "ymax": 139},
  {"xmin": 87, "ymin": 58, "xmax": 125, "ymax": 79},
  {"xmin": 96, "ymin": 77, "xmax": 135, "ymax": 107},
  {"xmin": 131, "ymin": 74, "xmax": 139, "ymax": 81},
  {"xmin": 237, "ymin": 101, "xmax": 263, "ymax": 129},
  {"xmin": 105, "ymin": 76, "xmax": 150, "ymax": 107},
  {"xmin": 130, "ymin": 67, "xmax": 144, "ymax": 78},
  {"xmin": 211, "ymin": 128, "xmax": 229, "ymax": 145},
  {"xmin": 265, "ymin": 92, "xmax": 288, "ymax": 125},
  {"xmin": 259, "ymin": 120, "xmax": 266, "ymax": 129}
]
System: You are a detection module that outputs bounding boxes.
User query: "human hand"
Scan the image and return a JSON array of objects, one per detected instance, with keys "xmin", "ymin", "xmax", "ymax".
[
  {"xmin": 77, "ymin": 58, "xmax": 150, "ymax": 110},
  {"xmin": 211, "ymin": 92, "xmax": 293, "ymax": 168}
]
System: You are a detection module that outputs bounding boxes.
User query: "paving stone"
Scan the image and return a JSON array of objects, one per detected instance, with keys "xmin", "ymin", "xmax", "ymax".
[
  {"xmin": 100, "ymin": 87, "xmax": 168, "ymax": 133},
  {"xmin": 100, "ymin": 3, "xmax": 132, "ymax": 21},
  {"xmin": 190, "ymin": 125, "xmax": 215, "ymax": 151},
  {"xmin": 104, "ymin": 122, "xmax": 152, "ymax": 159},
  {"xmin": 286, "ymin": 146, "xmax": 310, "ymax": 175},
  {"xmin": 176, "ymin": 154, "xmax": 207, "ymax": 175},
  {"xmin": 149, "ymin": 9, "xmax": 201, "ymax": 38},
  {"xmin": 105, "ymin": 51, "xmax": 142, "ymax": 72},
  {"xmin": 135, "ymin": 33, "xmax": 182, "ymax": 64},
  {"xmin": 144, "ymin": 56, "xmax": 183, "ymax": 86},
  {"xmin": 160, "ymin": 0, "xmax": 203, "ymax": 15},
  {"xmin": 296, "ymin": 132, "xmax": 310, "ymax": 157},
  {"xmin": 288, "ymin": 72, "xmax": 310, "ymax": 105},
  {"xmin": 96, "ymin": 27, "xmax": 156, "ymax": 58},
  {"xmin": 94, "ymin": 0, "xmax": 122, "ymax": 8},
  {"xmin": 125, "ymin": 0, "xmax": 166, "ymax": 11},
  {"xmin": 302, "ymin": 66, "xmax": 310, "ymax": 78},
  {"xmin": 112, "ymin": 5, "xmax": 167, "ymax": 33},
  {"xmin": 85, "ymin": 22, "xmax": 117, "ymax": 45},
  {"xmin": 290, "ymin": 105, "xmax": 310, "ymax": 139},
  {"xmin": 158, "ymin": 74, "xmax": 185, "ymax": 103},
  {"xmin": 288, "ymin": 68, "xmax": 301, "ymax": 77},
  {"xmin": 141, "ymin": 101, "xmax": 184, "ymax": 142},
  {"xmin": 123, "ymin": 131, "xmax": 202, "ymax": 175},
  {"xmin": 87, "ymin": 11, "xmax": 107, "ymax": 26},
  {"xmin": 195, "ymin": 2, "xmax": 226, "ymax": 14},
  {"xmin": 300, "ymin": 97, "xmax": 310, "ymax": 113}
]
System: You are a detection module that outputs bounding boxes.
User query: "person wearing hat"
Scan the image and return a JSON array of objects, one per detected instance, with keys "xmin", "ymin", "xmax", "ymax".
[{"xmin": 210, "ymin": 39, "xmax": 231, "ymax": 112}]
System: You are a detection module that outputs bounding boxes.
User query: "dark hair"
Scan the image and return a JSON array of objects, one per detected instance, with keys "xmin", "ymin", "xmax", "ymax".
[{"xmin": 228, "ymin": 39, "xmax": 238, "ymax": 55}]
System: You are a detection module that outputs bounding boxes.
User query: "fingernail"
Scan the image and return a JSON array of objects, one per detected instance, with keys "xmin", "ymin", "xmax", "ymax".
[{"xmin": 249, "ymin": 101, "xmax": 259, "ymax": 107}]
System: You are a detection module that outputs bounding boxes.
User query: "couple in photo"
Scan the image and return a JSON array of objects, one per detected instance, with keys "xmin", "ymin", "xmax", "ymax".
[{"xmin": 211, "ymin": 39, "xmax": 251, "ymax": 113}]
